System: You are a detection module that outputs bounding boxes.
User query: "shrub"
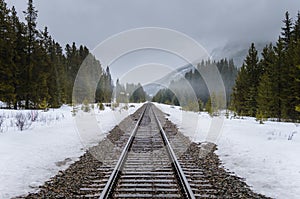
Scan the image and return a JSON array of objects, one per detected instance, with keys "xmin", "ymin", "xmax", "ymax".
[
  {"xmin": 82, "ymin": 99, "xmax": 90, "ymax": 112},
  {"xmin": 98, "ymin": 103, "xmax": 105, "ymax": 110},
  {"xmin": 39, "ymin": 98, "xmax": 50, "ymax": 111},
  {"xmin": 0, "ymin": 116, "xmax": 3, "ymax": 132},
  {"xmin": 256, "ymin": 111, "xmax": 266, "ymax": 124},
  {"xmin": 15, "ymin": 113, "xmax": 31, "ymax": 131}
]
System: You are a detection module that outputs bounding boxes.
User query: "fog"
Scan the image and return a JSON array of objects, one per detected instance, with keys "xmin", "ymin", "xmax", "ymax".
[{"xmin": 6, "ymin": 0, "xmax": 300, "ymax": 83}]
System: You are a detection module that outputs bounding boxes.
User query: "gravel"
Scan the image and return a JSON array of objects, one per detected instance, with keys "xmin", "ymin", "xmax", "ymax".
[{"xmin": 18, "ymin": 105, "xmax": 272, "ymax": 199}]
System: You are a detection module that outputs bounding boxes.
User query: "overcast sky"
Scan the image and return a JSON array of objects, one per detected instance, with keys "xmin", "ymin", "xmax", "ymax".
[{"xmin": 6, "ymin": 0, "xmax": 300, "ymax": 83}]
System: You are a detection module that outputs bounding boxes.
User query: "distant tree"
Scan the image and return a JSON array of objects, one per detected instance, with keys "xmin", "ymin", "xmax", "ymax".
[
  {"xmin": 95, "ymin": 67, "xmax": 113, "ymax": 103},
  {"xmin": 152, "ymin": 88, "xmax": 179, "ymax": 106},
  {"xmin": 130, "ymin": 84, "xmax": 146, "ymax": 103}
]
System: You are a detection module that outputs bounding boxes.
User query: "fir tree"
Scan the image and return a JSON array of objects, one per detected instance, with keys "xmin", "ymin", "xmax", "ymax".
[
  {"xmin": 0, "ymin": 1, "xmax": 15, "ymax": 107},
  {"xmin": 23, "ymin": 0, "xmax": 39, "ymax": 108},
  {"xmin": 281, "ymin": 11, "xmax": 293, "ymax": 49},
  {"xmin": 232, "ymin": 43, "xmax": 262, "ymax": 117},
  {"xmin": 256, "ymin": 44, "xmax": 276, "ymax": 118}
]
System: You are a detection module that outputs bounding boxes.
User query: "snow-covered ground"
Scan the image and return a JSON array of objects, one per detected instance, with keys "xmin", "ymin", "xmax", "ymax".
[
  {"xmin": 1, "ymin": 102, "xmax": 299, "ymax": 199},
  {"xmin": 155, "ymin": 103, "xmax": 300, "ymax": 199},
  {"xmin": 0, "ymin": 103, "xmax": 142, "ymax": 198}
]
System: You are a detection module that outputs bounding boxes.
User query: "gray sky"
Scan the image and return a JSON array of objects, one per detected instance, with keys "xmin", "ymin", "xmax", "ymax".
[{"xmin": 6, "ymin": 0, "xmax": 300, "ymax": 83}]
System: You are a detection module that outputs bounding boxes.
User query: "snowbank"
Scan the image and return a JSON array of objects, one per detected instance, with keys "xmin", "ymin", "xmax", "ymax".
[
  {"xmin": 155, "ymin": 103, "xmax": 300, "ymax": 199},
  {"xmin": 0, "ymin": 103, "xmax": 142, "ymax": 198}
]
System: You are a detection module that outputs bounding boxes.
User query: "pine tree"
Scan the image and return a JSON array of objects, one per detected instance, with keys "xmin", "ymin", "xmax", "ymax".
[
  {"xmin": 295, "ymin": 64, "xmax": 300, "ymax": 114},
  {"xmin": 256, "ymin": 44, "xmax": 276, "ymax": 118},
  {"xmin": 257, "ymin": 73, "xmax": 273, "ymax": 118},
  {"xmin": 205, "ymin": 94, "xmax": 215, "ymax": 115},
  {"xmin": 281, "ymin": 11, "xmax": 293, "ymax": 49},
  {"xmin": 292, "ymin": 12, "xmax": 300, "ymax": 40},
  {"xmin": 0, "ymin": 1, "xmax": 15, "ymax": 107},
  {"xmin": 130, "ymin": 84, "xmax": 146, "ymax": 103},
  {"xmin": 23, "ymin": 0, "xmax": 39, "ymax": 108},
  {"xmin": 232, "ymin": 43, "xmax": 262, "ymax": 117},
  {"xmin": 10, "ymin": 6, "xmax": 27, "ymax": 109}
]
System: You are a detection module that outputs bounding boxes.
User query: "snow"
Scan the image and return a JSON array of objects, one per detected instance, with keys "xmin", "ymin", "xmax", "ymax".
[
  {"xmin": 1, "ymin": 102, "xmax": 299, "ymax": 199},
  {"xmin": 0, "ymin": 103, "xmax": 142, "ymax": 198},
  {"xmin": 155, "ymin": 103, "xmax": 300, "ymax": 199}
]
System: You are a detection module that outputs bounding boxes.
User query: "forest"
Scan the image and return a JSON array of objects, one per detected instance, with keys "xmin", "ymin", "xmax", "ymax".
[
  {"xmin": 1, "ymin": 0, "xmax": 299, "ymax": 122},
  {"xmin": 115, "ymin": 79, "xmax": 147, "ymax": 103},
  {"xmin": 0, "ymin": 0, "xmax": 114, "ymax": 109},
  {"xmin": 232, "ymin": 11, "xmax": 300, "ymax": 121},
  {"xmin": 153, "ymin": 11, "xmax": 300, "ymax": 121},
  {"xmin": 152, "ymin": 59, "xmax": 238, "ymax": 112}
]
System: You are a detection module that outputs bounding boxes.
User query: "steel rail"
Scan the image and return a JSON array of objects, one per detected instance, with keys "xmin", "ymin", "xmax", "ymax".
[
  {"xmin": 99, "ymin": 104, "xmax": 148, "ymax": 199},
  {"xmin": 151, "ymin": 105, "xmax": 196, "ymax": 199},
  {"xmin": 100, "ymin": 103, "xmax": 195, "ymax": 198}
]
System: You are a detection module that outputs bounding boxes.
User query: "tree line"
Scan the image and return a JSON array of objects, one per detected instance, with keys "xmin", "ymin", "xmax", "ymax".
[
  {"xmin": 0, "ymin": 0, "xmax": 113, "ymax": 109},
  {"xmin": 115, "ymin": 79, "xmax": 147, "ymax": 103},
  {"xmin": 232, "ymin": 11, "xmax": 300, "ymax": 121},
  {"xmin": 152, "ymin": 59, "xmax": 238, "ymax": 112}
]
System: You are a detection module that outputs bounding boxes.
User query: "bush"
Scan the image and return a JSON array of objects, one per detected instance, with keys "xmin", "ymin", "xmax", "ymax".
[
  {"xmin": 0, "ymin": 116, "xmax": 3, "ymax": 132},
  {"xmin": 98, "ymin": 103, "xmax": 105, "ymax": 110},
  {"xmin": 123, "ymin": 104, "xmax": 128, "ymax": 110},
  {"xmin": 82, "ymin": 99, "xmax": 90, "ymax": 112},
  {"xmin": 225, "ymin": 110, "xmax": 229, "ymax": 119},
  {"xmin": 29, "ymin": 110, "xmax": 39, "ymax": 122},
  {"xmin": 183, "ymin": 101, "xmax": 199, "ymax": 112},
  {"xmin": 15, "ymin": 113, "xmax": 31, "ymax": 131},
  {"xmin": 71, "ymin": 106, "xmax": 78, "ymax": 116},
  {"xmin": 38, "ymin": 98, "xmax": 50, "ymax": 111},
  {"xmin": 111, "ymin": 102, "xmax": 119, "ymax": 110},
  {"xmin": 256, "ymin": 111, "xmax": 266, "ymax": 124}
]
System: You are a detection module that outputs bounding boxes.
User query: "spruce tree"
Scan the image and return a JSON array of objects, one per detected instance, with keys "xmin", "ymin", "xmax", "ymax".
[
  {"xmin": 292, "ymin": 12, "xmax": 300, "ymax": 40},
  {"xmin": 256, "ymin": 44, "xmax": 276, "ymax": 118},
  {"xmin": 281, "ymin": 11, "xmax": 293, "ymax": 49},
  {"xmin": 10, "ymin": 6, "xmax": 27, "ymax": 109},
  {"xmin": 0, "ymin": 0, "xmax": 15, "ymax": 107},
  {"xmin": 244, "ymin": 43, "xmax": 261, "ymax": 116},
  {"xmin": 23, "ymin": 0, "xmax": 38, "ymax": 108}
]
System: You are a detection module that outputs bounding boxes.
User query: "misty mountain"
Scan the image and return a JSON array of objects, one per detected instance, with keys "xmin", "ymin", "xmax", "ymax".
[
  {"xmin": 144, "ymin": 64, "xmax": 195, "ymax": 96},
  {"xmin": 211, "ymin": 41, "xmax": 269, "ymax": 67},
  {"xmin": 145, "ymin": 41, "xmax": 269, "ymax": 97}
]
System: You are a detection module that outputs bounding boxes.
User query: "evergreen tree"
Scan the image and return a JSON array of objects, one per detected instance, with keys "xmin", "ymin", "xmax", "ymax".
[
  {"xmin": 152, "ymin": 88, "xmax": 179, "ymax": 106},
  {"xmin": 95, "ymin": 67, "xmax": 113, "ymax": 103},
  {"xmin": 292, "ymin": 12, "xmax": 300, "ymax": 40},
  {"xmin": 0, "ymin": 0, "xmax": 112, "ymax": 109},
  {"xmin": 281, "ymin": 11, "xmax": 293, "ymax": 49},
  {"xmin": 130, "ymin": 84, "xmax": 146, "ymax": 103},
  {"xmin": 10, "ymin": 6, "xmax": 27, "ymax": 109},
  {"xmin": 232, "ymin": 43, "xmax": 262, "ymax": 116},
  {"xmin": 0, "ymin": 1, "xmax": 15, "ymax": 107},
  {"xmin": 256, "ymin": 44, "xmax": 277, "ymax": 118},
  {"xmin": 233, "ymin": 12, "xmax": 300, "ymax": 121},
  {"xmin": 23, "ymin": 0, "xmax": 39, "ymax": 108}
]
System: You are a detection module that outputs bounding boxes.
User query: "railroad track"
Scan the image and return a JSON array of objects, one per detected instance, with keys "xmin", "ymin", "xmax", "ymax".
[
  {"xmin": 75, "ymin": 103, "xmax": 217, "ymax": 199},
  {"xmin": 23, "ymin": 103, "xmax": 271, "ymax": 199}
]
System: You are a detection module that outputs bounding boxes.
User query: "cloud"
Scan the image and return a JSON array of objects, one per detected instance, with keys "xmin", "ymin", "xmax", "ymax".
[
  {"xmin": 5, "ymin": 0, "xmax": 300, "ymax": 82},
  {"xmin": 7, "ymin": 0, "xmax": 300, "ymax": 51}
]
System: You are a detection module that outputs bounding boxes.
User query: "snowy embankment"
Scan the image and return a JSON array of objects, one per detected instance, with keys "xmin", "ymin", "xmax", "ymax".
[
  {"xmin": 155, "ymin": 103, "xmax": 300, "ymax": 199},
  {"xmin": 0, "ymin": 103, "xmax": 142, "ymax": 198}
]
